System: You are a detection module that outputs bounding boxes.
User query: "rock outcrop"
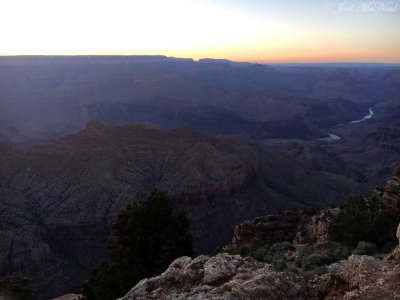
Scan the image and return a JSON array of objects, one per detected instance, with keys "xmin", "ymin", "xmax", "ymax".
[
  {"xmin": 398, "ymin": 223, "xmax": 400, "ymax": 240},
  {"xmin": 121, "ymin": 223, "xmax": 400, "ymax": 300},
  {"xmin": 377, "ymin": 126, "xmax": 400, "ymax": 154},
  {"xmin": 51, "ymin": 294, "xmax": 81, "ymax": 300},
  {"xmin": 375, "ymin": 166, "xmax": 400, "ymax": 213},
  {"xmin": 118, "ymin": 253, "xmax": 312, "ymax": 300},
  {"xmin": 312, "ymin": 254, "xmax": 400, "ymax": 299},
  {"xmin": 385, "ymin": 223, "xmax": 400, "ymax": 262},
  {"xmin": 227, "ymin": 209, "xmax": 339, "ymax": 249},
  {"xmin": 313, "ymin": 222, "xmax": 400, "ymax": 299}
]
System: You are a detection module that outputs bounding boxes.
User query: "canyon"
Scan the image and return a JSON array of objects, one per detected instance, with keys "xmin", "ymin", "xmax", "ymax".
[
  {"xmin": 0, "ymin": 121, "xmax": 367, "ymax": 299},
  {"xmin": 119, "ymin": 168, "xmax": 400, "ymax": 300},
  {"xmin": 0, "ymin": 56, "xmax": 399, "ymax": 299}
]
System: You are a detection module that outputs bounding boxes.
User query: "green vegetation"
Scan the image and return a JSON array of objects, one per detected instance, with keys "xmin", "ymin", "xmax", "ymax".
[
  {"xmin": 80, "ymin": 189, "xmax": 194, "ymax": 300},
  {"xmin": 224, "ymin": 193, "xmax": 399, "ymax": 279},
  {"xmin": 0, "ymin": 273, "xmax": 37, "ymax": 300},
  {"xmin": 352, "ymin": 241, "xmax": 377, "ymax": 256},
  {"xmin": 296, "ymin": 242, "xmax": 348, "ymax": 271},
  {"xmin": 328, "ymin": 195, "xmax": 400, "ymax": 249},
  {"xmin": 226, "ymin": 241, "xmax": 347, "ymax": 273},
  {"xmin": 228, "ymin": 242, "xmax": 290, "ymax": 271}
]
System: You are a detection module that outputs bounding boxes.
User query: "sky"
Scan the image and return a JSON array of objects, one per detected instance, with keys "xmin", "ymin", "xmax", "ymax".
[{"xmin": 1, "ymin": 0, "xmax": 399, "ymax": 62}]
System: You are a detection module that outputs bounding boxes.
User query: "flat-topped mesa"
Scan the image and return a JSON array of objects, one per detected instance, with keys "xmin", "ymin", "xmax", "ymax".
[
  {"xmin": 376, "ymin": 167, "xmax": 400, "ymax": 213},
  {"xmin": 0, "ymin": 55, "xmax": 172, "ymax": 65}
]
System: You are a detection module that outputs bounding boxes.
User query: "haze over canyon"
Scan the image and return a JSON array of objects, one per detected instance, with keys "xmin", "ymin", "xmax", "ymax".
[{"xmin": 0, "ymin": 55, "xmax": 399, "ymax": 299}]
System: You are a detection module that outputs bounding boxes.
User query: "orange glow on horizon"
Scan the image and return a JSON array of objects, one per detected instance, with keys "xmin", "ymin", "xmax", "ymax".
[{"xmin": 0, "ymin": 0, "xmax": 399, "ymax": 63}]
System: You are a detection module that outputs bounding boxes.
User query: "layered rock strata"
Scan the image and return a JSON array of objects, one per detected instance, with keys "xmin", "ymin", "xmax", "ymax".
[{"xmin": 227, "ymin": 209, "xmax": 339, "ymax": 249}]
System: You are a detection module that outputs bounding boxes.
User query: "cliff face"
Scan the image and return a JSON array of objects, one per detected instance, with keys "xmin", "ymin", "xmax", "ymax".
[
  {"xmin": 228, "ymin": 209, "xmax": 339, "ymax": 249},
  {"xmin": 377, "ymin": 127, "xmax": 400, "ymax": 154},
  {"xmin": 0, "ymin": 122, "xmax": 364, "ymax": 299},
  {"xmin": 375, "ymin": 167, "xmax": 400, "ymax": 213}
]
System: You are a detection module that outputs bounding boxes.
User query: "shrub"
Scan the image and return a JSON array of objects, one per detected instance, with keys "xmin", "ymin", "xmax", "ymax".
[
  {"xmin": 328, "ymin": 195, "xmax": 400, "ymax": 249},
  {"xmin": 250, "ymin": 246, "xmax": 269, "ymax": 262},
  {"xmin": 269, "ymin": 242, "xmax": 295, "ymax": 254},
  {"xmin": 380, "ymin": 241, "xmax": 398, "ymax": 254},
  {"xmin": 300, "ymin": 253, "xmax": 326, "ymax": 270},
  {"xmin": 297, "ymin": 244, "xmax": 314, "ymax": 258},
  {"xmin": 0, "ymin": 273, "xmax": 37, "ymax": 300},
  {"xmin": 352, "ymin": 241, "xmax": 377, "ymax": 255},
  {"xmin": 296, "ymin": 242, "xmax": 348, "ymax": 271},
  {"xmin": 229, "ymin": 244, "xmax": 252, "ymax": 257},
  {"xmin": 304, "ymin": 207, "xmax": 317, "ymax": 215},
  {"xmin": 227, "ymin": 242, "xmax": 294, "ymax": 272},
  {"xmin": 272, "ymin": 258, "xmax": 287, "ymax": 271}
]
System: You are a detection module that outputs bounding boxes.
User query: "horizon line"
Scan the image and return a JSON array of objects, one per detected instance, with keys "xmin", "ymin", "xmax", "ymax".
[{"xmin": 0, "ymin": 54, "xmax": 399, "ymax": 65}]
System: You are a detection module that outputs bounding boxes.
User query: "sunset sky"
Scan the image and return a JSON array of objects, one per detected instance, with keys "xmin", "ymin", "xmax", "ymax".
[{"xmin": 1, "ymin": 0, "xmax": 399, "ymax": 62}]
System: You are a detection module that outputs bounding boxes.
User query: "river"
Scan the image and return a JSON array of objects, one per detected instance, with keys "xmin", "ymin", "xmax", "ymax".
[
  {"xmin": 350, "ymin": 108, "xmax": 374, "ymax": 124},
  {"xmin": 323, "ymin": 107, "xmax": 374, "ymax": 141},
  {"xmin": 264, "ymin": 107, "xmax": 375, "ymax": 144}
]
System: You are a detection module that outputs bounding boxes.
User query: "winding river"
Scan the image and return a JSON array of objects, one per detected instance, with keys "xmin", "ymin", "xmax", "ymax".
[
  {"xmin": 350, "ymin": 108, "xmax": 374, "ymax": 124},
  {"xmin": 323, "ymin": 107, "xmax": 374, "ymax": 141}
]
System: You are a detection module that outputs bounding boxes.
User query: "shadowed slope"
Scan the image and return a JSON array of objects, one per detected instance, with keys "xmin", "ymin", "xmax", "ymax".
[{"xmin": 0, "ymin": 122, "xmax": 365, "ymax": 299}]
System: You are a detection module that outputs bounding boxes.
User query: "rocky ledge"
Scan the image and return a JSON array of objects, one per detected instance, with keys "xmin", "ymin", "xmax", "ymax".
[
  {"xmin": 118, "ymin": 253, "xmax": 311, "ymax": 300},
  {"xmin": 120, "ymin": 224, "xmax": 400, "ymax": 300},
  {"xmin": 313, "ymin": 237, "xmax": 400, "ymax": 299}
]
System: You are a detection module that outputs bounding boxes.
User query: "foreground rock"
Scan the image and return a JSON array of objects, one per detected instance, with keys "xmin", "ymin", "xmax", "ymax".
[
  {"xmin": 121, "ymin": 223, "xmax": 400, "ymax": 300},
  {"xmin": 119, "ymin": 253, "xmax": 311, "ymax": 300},
  {"xmin": 313, "ymin": 223, "xmax": 400, "ymax": 299},
  {"xmin": 312, "ymin": 254, "xmax": 400, "ymax": 299}
]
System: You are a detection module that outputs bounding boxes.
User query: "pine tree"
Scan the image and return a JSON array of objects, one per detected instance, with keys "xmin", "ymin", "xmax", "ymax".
[{"xmin": 81, "ymin": 188, "xmax": 193, "ymax": 300}]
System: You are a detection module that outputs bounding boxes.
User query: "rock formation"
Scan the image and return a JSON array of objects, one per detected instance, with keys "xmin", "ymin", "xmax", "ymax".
[
  {"xmin": 118, "ymin": 253, "xmax": 312, "ymax": 300},
  {"xmin": 227, "ymin": 209, "xmax": 339, "ymax": 249},
  {"xmin": 1, "ymin": 56, "xmax": 396, "ymax": 149},
  {"xmin": 375, "ymin": 166, "xmax": 400, "ymax": 213},
  {"xmin": 120, "ymin": 223, "xmax": 400, "ymax": 300},
  {"xmin": 120, "ymin": 169, "xmax": 400, "ymax": 300},
  {"xmin": 313, "ymin": 221, "xmax": 400, "ymax": 299},
  {"xmin": 398, "ymin": 223, "xmax": 400, "ymax": 241},
  {"xmin": 0, "ymin": 122, "xmax": 364, "ymax": 299},
  {"xmin": 51, "ymin": 294, "xmax": 81, "ymax": 300},
  {"xmin": 311, "ymin": 254, "xmax": 400, "ymax": 299}
]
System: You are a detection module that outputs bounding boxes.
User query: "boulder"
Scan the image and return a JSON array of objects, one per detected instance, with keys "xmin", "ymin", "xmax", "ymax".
[
  {"xmin": 119, "ymin": 253, "xmax": 311, "ymax": 300},
  {"xmin": 313, "ymin": 254, "xmax": 400, "ymax": 299}
]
